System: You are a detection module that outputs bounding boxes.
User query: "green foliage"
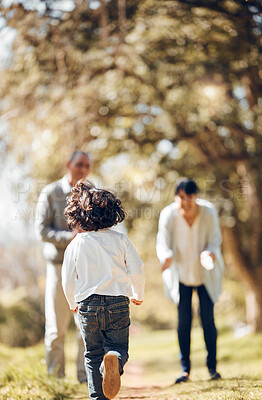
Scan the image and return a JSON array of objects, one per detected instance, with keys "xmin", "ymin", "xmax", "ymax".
[
  {"xmin": 1, "ymin": 1, "xmax": 261, "ymax": 173},
  {"xmin": 0, "ymin": 291, "xmax": 44, "ymax": 347}
]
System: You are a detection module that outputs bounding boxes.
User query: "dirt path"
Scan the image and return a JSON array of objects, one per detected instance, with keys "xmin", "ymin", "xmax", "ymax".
[
  {"xmin": 77, "ymin": 361, "xmax": 176, "ymax": 400},
  {"xmin": 118, "ymin": 386, "xmax": 176, "ymax": 400},
  {"xmin": 118, "ymin": 362, "xmax": 176, "ymax": 400}
]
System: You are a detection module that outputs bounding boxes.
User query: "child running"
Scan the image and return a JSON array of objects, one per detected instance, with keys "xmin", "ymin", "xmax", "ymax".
[{"xmin": 62, "ymin": 181, "xmax": 145, "ymax": 400}]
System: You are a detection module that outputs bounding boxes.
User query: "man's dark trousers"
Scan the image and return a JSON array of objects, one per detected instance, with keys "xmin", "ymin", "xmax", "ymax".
[{"xmin": 177, "ymin": 282, "xmax": 217, "ymax": 374}]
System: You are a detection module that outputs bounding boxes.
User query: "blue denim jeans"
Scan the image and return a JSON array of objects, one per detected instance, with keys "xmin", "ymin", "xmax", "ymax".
[
  {"xmin": 178, "ymin": 282, "xmax": 217, "ymax": 374},
  {"xmin": 78, "ymin": 294, "xmax": 130, "ymax": 400}
]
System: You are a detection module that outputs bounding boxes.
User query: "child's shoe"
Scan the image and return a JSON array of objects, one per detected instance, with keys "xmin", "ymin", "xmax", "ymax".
[{"xmin": 102, "ymin": 353, "xmax": 121, "ymax": 399}]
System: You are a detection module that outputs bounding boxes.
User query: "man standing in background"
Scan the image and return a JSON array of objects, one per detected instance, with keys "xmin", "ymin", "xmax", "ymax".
[
  {"xmin": 35, "ymin": 150, "xmax": 91, "ymax": 382},
  {"xmin": 156, "ymin": 178, "xmax": 224, "ymax": 384}
]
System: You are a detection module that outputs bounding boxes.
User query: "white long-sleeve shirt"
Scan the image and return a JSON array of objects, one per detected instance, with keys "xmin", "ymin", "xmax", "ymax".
[
  {"xmin": 62, "ymin": 227, "xmax": 145, "ymax": 310},
  {"xmin": 156, "ymin": 199, "xmax": 224, "ymax": 304}
]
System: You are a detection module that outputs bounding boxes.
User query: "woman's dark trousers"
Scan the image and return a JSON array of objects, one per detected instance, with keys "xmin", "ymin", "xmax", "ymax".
[{"xmin": 177, "ymin": 282, "xmax": 217, "ymax": 374}]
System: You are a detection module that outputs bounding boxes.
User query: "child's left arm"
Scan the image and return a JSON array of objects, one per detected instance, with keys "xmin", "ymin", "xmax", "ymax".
[
  {"xmin": 124, "ymin": 236, "xmax": 145, "ymax": 302},
  {"xmin": 61, "ymin": 239, "xmax": 79, "ymax": 311}
]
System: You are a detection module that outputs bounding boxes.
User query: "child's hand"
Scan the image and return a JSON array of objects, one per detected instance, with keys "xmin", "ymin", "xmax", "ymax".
[
  {"xmin": 71, "ymin": 306, "xmax": 78, "ymax": 313},
  {"xmin": 131, "ymin": 299, "xmax": 143, "ymax": 306}
]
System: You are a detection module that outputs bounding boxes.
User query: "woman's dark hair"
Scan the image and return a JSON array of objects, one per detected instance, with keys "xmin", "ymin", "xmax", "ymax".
[
  {"xmin": 175, "ymin": 178, "xmax": 199, "ymax": 195},
  {"xmin": 64, "ymin": 180, "xmax": 126, "ymax": 231}
]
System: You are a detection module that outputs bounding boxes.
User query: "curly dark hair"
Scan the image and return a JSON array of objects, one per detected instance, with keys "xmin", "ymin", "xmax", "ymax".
[{"xmin": 64, "ymin": 180, "xmax": 126, "ymax": 231}]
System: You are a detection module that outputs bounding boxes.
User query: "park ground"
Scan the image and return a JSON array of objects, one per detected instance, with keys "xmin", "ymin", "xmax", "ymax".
[{"xmin": 0, "ymin": 326, "xmax": 262, "ymax": 400}]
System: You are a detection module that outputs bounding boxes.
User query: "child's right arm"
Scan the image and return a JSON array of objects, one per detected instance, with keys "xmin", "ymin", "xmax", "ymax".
[
  {"xmin": 124, "ymin": 236, "xmax": 145, "ymax": 304},
  {"xmin": 61, "ymin": 239, "xmax": 79, "ymax": 311}
]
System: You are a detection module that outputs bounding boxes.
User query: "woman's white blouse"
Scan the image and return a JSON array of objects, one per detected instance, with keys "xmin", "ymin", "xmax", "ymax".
[
  {"xmin": 174, "ymin": 208, "xmax": 204, "ymax": 286},
  {"xmin": 156, "ymin": 199, "xmax": 224, "ymax": 304},
  {"xmin": 62, "ymin": 228, "xmax": 145, "ymax": 310}
]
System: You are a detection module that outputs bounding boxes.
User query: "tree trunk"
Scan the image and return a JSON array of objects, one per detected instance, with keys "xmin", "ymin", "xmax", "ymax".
[
  {"xmin": 245, "ymin": 286, "xmax": 262, "ymax": 332},
  {"xmin": 118, "ymin": 0, "xmax": 126, "ymax": 39},
  {"xmin": 223, "ymin": 227, "xmax": 262, "ymax": 332},
  {"xmin": 99, "ymin": 0, "xmax": 109, "ymax": 48}
]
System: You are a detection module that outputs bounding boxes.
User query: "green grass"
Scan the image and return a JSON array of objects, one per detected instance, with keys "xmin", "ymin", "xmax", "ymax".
[{"xmin": 0, "ymin": 327, "xmax": 262, "ymax": 399}]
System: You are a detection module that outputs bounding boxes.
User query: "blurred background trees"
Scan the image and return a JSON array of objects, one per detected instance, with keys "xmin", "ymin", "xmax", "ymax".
[{"xmin": 0, "ymin": 0, "xmax": 262, "ymax": 337}]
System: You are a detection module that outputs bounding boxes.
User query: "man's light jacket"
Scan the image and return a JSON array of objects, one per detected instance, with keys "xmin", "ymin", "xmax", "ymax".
[{"xmin": 35, "ymin": 175, "xmax": 72, "ymax": 264}]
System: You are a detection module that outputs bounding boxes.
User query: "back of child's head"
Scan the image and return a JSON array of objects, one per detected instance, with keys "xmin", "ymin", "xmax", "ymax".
[{"xmin": 64, "ymin": 180, "xmax": 126, "ymax": 231}]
